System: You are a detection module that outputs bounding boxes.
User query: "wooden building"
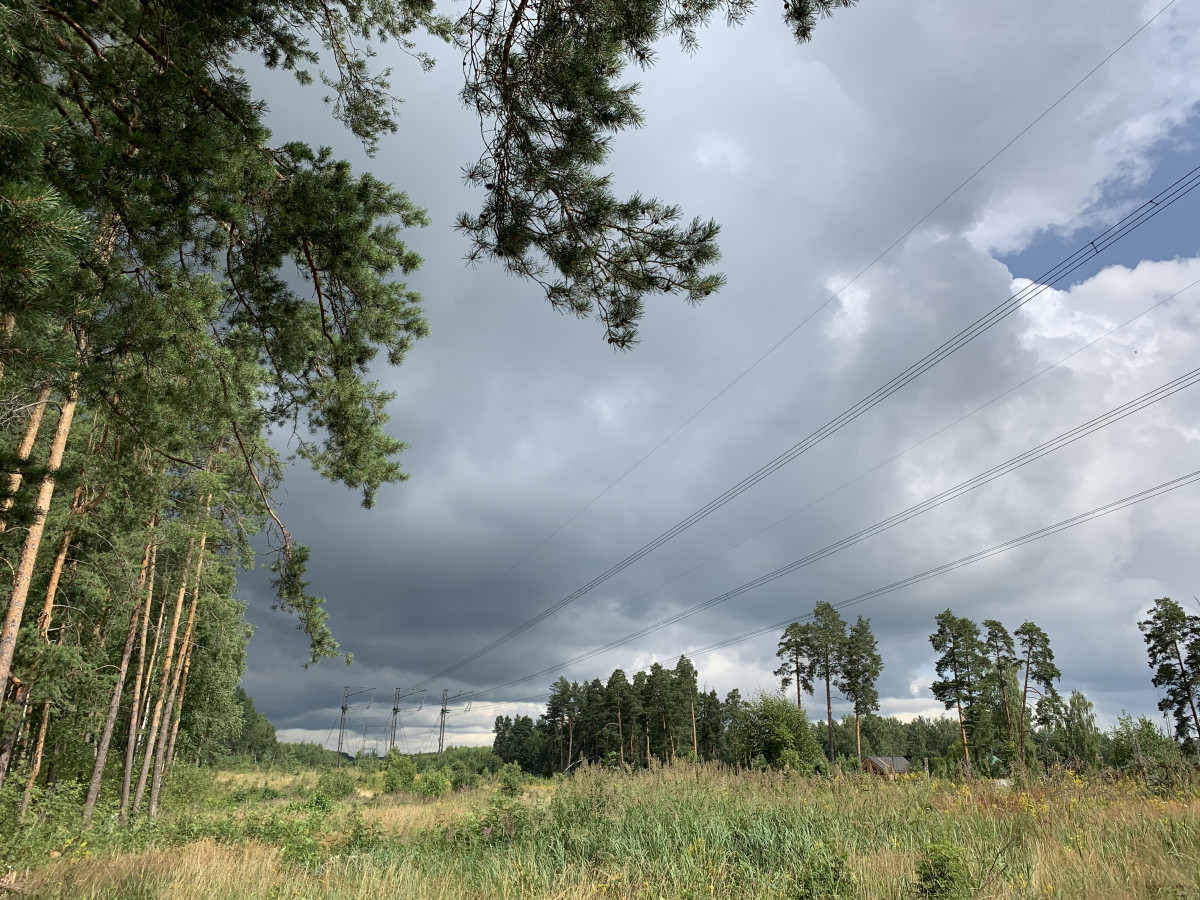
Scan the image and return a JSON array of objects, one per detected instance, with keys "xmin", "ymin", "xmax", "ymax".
[{"xmin": 863, "ymin": 756, "xmax": 910, "ymax": 777}]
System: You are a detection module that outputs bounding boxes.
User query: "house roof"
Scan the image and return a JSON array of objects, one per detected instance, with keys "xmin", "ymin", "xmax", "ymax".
[{"xmin": 863, "ymin": 756, "xmax": 909, "ymax": 773}]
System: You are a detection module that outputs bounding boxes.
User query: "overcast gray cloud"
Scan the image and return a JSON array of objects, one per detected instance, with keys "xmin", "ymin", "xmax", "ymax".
[{"xmin": 235, "ymin": 0, "xmax": 1200, "ymax": 753}]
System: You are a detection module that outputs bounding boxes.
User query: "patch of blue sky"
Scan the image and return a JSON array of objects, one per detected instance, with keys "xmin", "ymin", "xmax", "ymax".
[{"xmin": 1000, "ymin": 113, "xmax": 1200, "ymax": 286}]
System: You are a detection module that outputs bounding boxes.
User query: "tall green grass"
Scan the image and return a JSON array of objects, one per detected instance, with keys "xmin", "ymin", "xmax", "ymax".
[{"xmin": 14, "ymin": 762, "xmax": 1200, "ymax": 899}]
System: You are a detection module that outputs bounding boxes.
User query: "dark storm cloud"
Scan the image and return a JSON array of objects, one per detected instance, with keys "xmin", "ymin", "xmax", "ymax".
[{"xmin": 234, "ymin": 0, "xmax": 1200, "ymax": 747}]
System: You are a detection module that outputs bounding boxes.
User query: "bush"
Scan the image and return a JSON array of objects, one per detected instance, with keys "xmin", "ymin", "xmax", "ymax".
[
  {"xmin": 414, "ymin": 770, "xmax": 451, "ymax": 798},
  {"xmin": 162, "ymin": 764, "xmax": 218, "ymax": 808},
  {"xmin": 497, "ymin": 762, "xmax": 524, "ymax": 798},
  {"xmin": 383, "ymin": 752, "xmax": 417, "ymax": 793},
  {"xmin": 915, "ymin": 842, "xmax": 972, "ymax": 899},
  {"xmin": 450, "ymin": 766, "xmax": 481, "ymax": 791},
  {"xmin": 316, "ymin": 768, "xmax": 357, "ymax": 800}
]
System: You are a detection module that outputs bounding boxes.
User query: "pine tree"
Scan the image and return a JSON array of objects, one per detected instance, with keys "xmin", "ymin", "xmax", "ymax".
[
  {"xmin": 1138, "ymin": 597, "xmax": 1200, "ymax": 750},
  {"xmin": 774, "ymin": 621, "xmax": 814, "ymax": 708},
  {"xmin": 1013, "ymin": 620, "xmax": 1061, "ymax": 768},
  {"xmin": 929, "ymin": 610, "xmax": 987, "ymax": 773},
  {"xmin": 808, "ymin": 602, "xmax": 847, "ymax": 765},
  {"xmin": 838, "ymin": 615, "xmax": 882, "ymax": 761},
  {"xmin": 981, "ymin": 619, "xmax": 1020, "ymax": 768}
]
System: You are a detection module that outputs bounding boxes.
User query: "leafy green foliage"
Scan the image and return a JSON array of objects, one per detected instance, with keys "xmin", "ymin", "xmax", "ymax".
[
  {"xmin": 457, "ymin": 0, "xmax": 855, "ymax": 346},
  {"xmin": 316, "ymin": 768, "xmax": 358, "ymax": 800},
  {"xmin": 733, "ymin": 692, "xmax": 824, "ymax": 772},
  {"xmin": 382, "ymin": 751, "xmax": 417, "ymax": 793},
  {"xmin": 915, "ymin": 842, "xmax": 973, "ymax": 900},
  {"xmin": 1138, "ymin": 597, "xmax": 1200, "ymax": 746}
]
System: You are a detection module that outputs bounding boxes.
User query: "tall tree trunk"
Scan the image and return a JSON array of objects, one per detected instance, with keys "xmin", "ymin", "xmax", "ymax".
[
  {"xmin": 0, "ymin": 384, "xmax": 53, "ymax": 533},
  {"xmin": 1173, "ymin": 640, "xmax": 1200, "ymax": 758},
  {"xmin": 17, "ymin": 702, "xmax": 51, "ymax": 822},
  {"xmin": 137, "ymin": 573, "xmax": 169, "ymax": 735},
  {"xmin": 956, "ymin": 697, "xmax": 971, "ymax": 774},
  {"xmin": 165, "ymin": 641, "xmax": 193, "ymax": 771},
  {"xmin": 855, "ymin": 709, "xmax": 862, "ymax": 762},
  {"xmin": 17, "ymin": 519, "xmax": 82, "ymax": 821},
  {"xmin": 84, "ymin": 579, "xmax": 147, "ymax": 824},
  {"xmin": 121, "ymin": 541, "xmax": 157, "ymax": 818},
  {"xmin": 149, "ymin": 511, "xmax": 208, "ymax": 817},
  {"xmin": 825, "ymin": 669, "xmax": 834, "ymax": 765},
  {"xmin": 1018, "ymin": 646, "xmax": 1033, "ymax": 768},
  {"xmin": 0, "ymin": 310, "xmax": 14, "ymax": 383},
  {"xmin": 0, "ymin": 685, "xmax": 31, "ymax": 790},
  {"xmin": 132, "ymin": 541, "xmax": 193, "ymax": 814},
  {"xmin": 690, "ymin": 699, "xmax": 698, "ymax": 757},
  {"xmin": 0, "ymin": 347, "xmax": 83, "ymax": 709}
]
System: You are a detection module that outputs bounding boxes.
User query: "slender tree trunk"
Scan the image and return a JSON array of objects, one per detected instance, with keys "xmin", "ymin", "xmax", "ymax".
[
  {"xmin": 956, "ymin": 697, "xmax": 971, "ymax": 774},
  {"xmin": 165, "ymin": 641, "xmax": 193, "ymax": 770},
  {"xmin": 855, "ymin": 709, "xmax": 862, "ymax": 762},
  {"xmin": 1018, "ymin": 646, "xmax": 1033, "ymax": 768},
  {"xmin": 691, "ymin": 699, "xmax": 698, "ymax": 757},
  {"xmin": 121, "ymin": 541, "xmax": 157, "ymax": 818},
  {"xmin": 149, "ymin": 515, "xmax": 208, "ymax": 817},
  {"xmin": 825, "ymin": 669, "xmax": 834, "ymax": 765},
  {"xmin": 132, "ymin": 541, "xmax": 193, "ymax": 814},
  {"xmin": 138, "ymin": 574, "xmax": 169, "ymax": 735},
  {"xmin": 148, "ymin": 597, "xmax": 197, "ymax": 815},
  {"xmin": 83, "ymin": 587, "xmax": 145, "ymax": 824},
  {"xmin": 0, "ymin": 310, "xmax": 14, "ymax": 382},
  {"xmin": 1173, "ymin": 640, "xmax": 1200, "ymax": 757},
  {"xmin": 0, "ymin": 351, "xmax": 83, "ymax": 709},
  {"xmin": 616, "ymin": 706, "xmax": 624, "ymax": 763},
  {"xmin": 17, "ymin": 702, "xmax": 51, "ymax": 822},
  {"xmin": 34, "ymin": 486, "xmax": 82, "ymax": 640},
  {"xmin": 0, "ymin": 384, "xmax": 53, "ymax": 533},
  {"xmin": 0, "ymin": 686, "xmax": 31, "ymax": 790},
  {"xmin": 17, "ymin": 516, "xmax": 82, "ymax": 821}
]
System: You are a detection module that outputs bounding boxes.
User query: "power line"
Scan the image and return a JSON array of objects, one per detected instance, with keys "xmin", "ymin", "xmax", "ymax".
[
  {"xmin": 413, "ymin": 162, "xmax": 1200, "ymax": 689},
  {"xmin": 473, "ymin": 277, "xmax": 1199, "ymax": 683},
  {"xmin": 467, "ymin": 364, "xmax": 1200, "ymax": 699},
  {"xmin": 394, "ymin": 2, "xmax": 1179, "ymax": 656},
  {"xmin": 469, "ymin": 466, "xmax": 1200, "ymax": 712}
]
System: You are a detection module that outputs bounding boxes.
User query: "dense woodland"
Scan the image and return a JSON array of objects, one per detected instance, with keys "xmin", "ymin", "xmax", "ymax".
[{"xmin": 493, "ymin": 603, "xmax": 1200, "ymax": 779}]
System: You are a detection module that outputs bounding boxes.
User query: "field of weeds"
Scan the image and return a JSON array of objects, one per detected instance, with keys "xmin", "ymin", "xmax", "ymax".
[{"xmin": 10, "ymin": 763, "xmax": 1200, "ymax": 899}]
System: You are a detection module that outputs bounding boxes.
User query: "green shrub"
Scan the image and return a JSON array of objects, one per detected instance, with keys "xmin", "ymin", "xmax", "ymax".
[
  {"xmin": 383, "ymin": 752, "xmax": 417, "ymax": 793},
  {"xmin": 497, "ymin": 762, "xmax": 524, "ymax": 797},
  {"xmin": 162, "ymin": 764, "xmax": 218, "ymax": 807},
  {"xmin": 316, "ymin": 768, "xmax": 357, "ymax": 800},
  {"xmin": 415, "ymin": 770, "xmax": 451, "ymax": 797},
  {"xmin": 915, "ymin": 842, "xmax": 972, "ymax": 899},
  {"xmin": 450, "ymin": 766, "xmax": 481, "ymax": 791}
]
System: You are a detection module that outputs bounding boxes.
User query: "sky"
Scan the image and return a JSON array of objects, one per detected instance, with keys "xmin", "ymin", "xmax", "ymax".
[{"xmin": 235, "ymin": 0, "xmax": 1200, "ymax": 754}]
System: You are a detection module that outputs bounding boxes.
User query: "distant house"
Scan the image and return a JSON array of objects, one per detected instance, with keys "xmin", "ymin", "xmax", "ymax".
[{"xmin": 863, "ymin": 756, "xmax": 909, "ymax": 776}]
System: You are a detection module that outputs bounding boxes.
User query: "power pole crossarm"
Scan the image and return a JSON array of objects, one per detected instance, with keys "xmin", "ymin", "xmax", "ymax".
[{"xmin": 437, "ymin": 689, "xmax": 472, "ymax": 758}]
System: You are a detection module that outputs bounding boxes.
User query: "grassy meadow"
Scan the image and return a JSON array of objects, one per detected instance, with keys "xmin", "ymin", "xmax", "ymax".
[{"xmin": 6, "ymin": 762, "xmax": 1200, "ymax": 900}]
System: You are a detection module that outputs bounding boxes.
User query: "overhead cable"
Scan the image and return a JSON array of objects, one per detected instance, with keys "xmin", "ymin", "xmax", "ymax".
[{"xmin": 414, "ymin": 161, "xmax": 1200, "ymax": 688}]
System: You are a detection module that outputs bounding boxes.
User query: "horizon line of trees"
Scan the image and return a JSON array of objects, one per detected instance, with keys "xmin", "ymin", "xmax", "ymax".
[{"xmin": 491, "ymin": 599, "xmax": 1197, "ymax": 778}]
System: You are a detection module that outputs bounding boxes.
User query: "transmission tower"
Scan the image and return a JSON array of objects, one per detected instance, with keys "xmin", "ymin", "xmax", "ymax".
[
  {"xmin": 389, "ymin": 688, "xmax": 426, "ymax": 753},
  {"xmin": 336, "ymin": 686, "xmax": 373, "ymax": 766},
  {"xmin": 438, "ymin": 689, "xmax": 472, "ymax": 757}
]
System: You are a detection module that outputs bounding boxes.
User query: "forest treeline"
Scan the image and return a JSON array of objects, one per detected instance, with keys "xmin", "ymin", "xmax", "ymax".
[{"xmin": 493, "ymin": 603, "xmax": 1198, "ymax": 778}]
